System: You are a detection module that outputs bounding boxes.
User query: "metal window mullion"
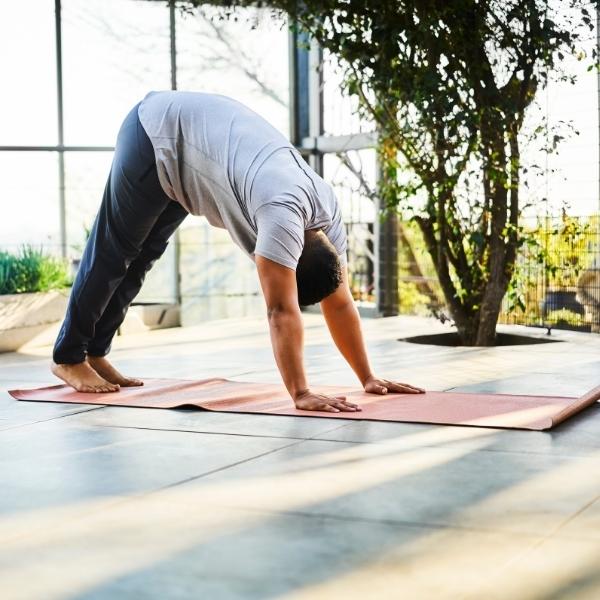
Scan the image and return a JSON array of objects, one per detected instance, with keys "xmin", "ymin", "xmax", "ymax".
[
  {"xmin": 289, "ymin": 25, "xmax": 310, "ymax": 147},
  {"xmin": 55, "ymin": 0, "xmax": 66, "ymax": 258},
  {"xmin": 307, "ymin": 37, "xmax": 323, "ymax": 175},
  {"xmin": 0, "ymin": 146, "xmax": 114, "ymax": 152},
  {"xmin": 169, "ymin": 0, "xmax": 182, "ymax": 308},
  {"xmin": 597, "ymin": 3, "xmax": 600, "ymax": 266}
]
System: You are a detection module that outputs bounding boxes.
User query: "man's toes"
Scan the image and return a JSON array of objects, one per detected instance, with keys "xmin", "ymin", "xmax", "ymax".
[{"xmin": 118, "ymin": 377, "xmax": 142, "ymax": 387}]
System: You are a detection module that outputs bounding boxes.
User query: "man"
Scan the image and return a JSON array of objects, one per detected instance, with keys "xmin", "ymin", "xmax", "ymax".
[{"xmin": 52, "ymin": 91, "xmax": 424, "ymax": 412}]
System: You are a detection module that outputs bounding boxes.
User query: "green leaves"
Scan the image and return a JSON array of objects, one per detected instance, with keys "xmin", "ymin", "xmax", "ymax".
[
  {"xmin": 469, "ymin": 231, "xmax": 485, "ymax": 250},
  {"xmin": 172, "ymin": 0, "xmax": 596, "ymax": 344},
  {"xmin": 0, "ymin": 246, "xmax": 71, "ymax": 295}
]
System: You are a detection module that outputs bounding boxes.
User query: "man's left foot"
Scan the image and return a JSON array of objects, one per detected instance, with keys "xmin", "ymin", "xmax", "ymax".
[{"xmin": 87, "ymin": 355, "xmax": 144, "ymax": 387}]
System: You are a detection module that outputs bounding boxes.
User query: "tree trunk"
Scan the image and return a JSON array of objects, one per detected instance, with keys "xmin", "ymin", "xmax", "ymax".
[
  {"xmin": 475, "ymin": 288, "xmax": 505, "ymax": 345},
  {"xmin": 453, "ymin": 312, "xmax": 480, "ymax": 346}
]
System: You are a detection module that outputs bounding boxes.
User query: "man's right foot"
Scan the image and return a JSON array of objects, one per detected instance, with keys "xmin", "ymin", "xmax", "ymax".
[{"xmin": 51, "ymin": 361, "xmax": 120, "ymax": 393}]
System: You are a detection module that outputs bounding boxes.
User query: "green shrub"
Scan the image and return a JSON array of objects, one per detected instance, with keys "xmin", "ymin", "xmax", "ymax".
[
  {"xmin": 399, "ymin": 281, "xmax": 432, "ymax": 316},
  {"xmin": 0, "ymin": 246, "xmax": 71, "ymax": 295}
]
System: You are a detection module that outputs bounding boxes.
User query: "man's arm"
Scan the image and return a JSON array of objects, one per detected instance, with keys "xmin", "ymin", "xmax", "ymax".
[
  {"xmin": 320, "ymin": 266, "xmax": 425, "ymax": 395},
  {"xmin": 255, "ymin": 255, "xmax": 360, "ymax": 412}
]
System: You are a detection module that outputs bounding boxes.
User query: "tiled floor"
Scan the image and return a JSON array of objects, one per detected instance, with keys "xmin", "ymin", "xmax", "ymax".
[{"xmin": 1, "ymin": 314, "xmax": 600, "ymax": 599}]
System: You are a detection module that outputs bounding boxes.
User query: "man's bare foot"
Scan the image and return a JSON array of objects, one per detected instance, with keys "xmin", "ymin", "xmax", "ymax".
[
  {"xmin": 51, "ymin": 361, "xmax": 120, "ymax": 393},
  {"xmin": 87, "ymin": 355, "xmax": 144, "ymax": 387}
]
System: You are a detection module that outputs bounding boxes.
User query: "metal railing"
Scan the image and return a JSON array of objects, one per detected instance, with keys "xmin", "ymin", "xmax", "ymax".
[
  {"xmin": 500, "ymin": 216, "xmax": 600, "ymax": 332},
  {"xmin": 346, "ymin": 216, "xmax": 600, "ymax": 333}
]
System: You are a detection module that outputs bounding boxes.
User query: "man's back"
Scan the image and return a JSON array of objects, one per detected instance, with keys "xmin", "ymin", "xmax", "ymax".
[{"xmin": 138, "ymin": 90, "xmax": 346, "ymax": 270}]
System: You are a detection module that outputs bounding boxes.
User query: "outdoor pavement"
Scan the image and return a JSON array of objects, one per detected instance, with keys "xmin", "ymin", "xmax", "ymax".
[{"xmin": 1, "ymin": 313, "xmax": 600, "ymax": 600}]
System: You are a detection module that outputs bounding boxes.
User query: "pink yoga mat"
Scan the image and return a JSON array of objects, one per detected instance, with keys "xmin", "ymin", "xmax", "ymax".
[{"xmin": 9, "ymin": 378, "xmax": 600, "ymax": 430}]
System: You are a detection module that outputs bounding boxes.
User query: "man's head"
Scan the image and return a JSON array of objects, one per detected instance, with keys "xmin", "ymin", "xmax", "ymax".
[{"xmin": 296, "ymin": 229, "xmax": 342, "ymax": 306}]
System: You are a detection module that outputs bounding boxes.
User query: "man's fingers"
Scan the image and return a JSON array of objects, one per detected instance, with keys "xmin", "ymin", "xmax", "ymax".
[
  {"xmin": 341, "ymin": 399, "xmax": 360, "ymax": 408},
  {"xmin": 367, "ymin": 383, "xmax": 388, "ymax": 394},
  {"xmin": 386, "ymin": 381, "xmax": 426, "ymax": 394},
  {"xmin": 341, "ymin": 400, "xmax": 362, "ymax": 411},
  {"xmin": 332, "ymin": 401, "xmax": 359, "ymax": 412},
  {"xmin": 364, "ymin": 379, "xmax": 426, "ymax": 395},
  {"xmin": 295, "ymin": 393, "xmax": 363, "ymax": 413}
]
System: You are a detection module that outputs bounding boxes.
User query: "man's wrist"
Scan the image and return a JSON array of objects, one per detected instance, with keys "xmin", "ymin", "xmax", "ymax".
[
  {"xmin": 293, "ymin": 387, "xmax": 310, "ymax": 402},
  {"xmin": 359, "ymin": 372, "xmax": 374, "ymax": 387}
]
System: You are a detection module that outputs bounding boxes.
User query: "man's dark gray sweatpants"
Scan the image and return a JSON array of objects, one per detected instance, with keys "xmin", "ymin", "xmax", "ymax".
[{"xmin": 52, "ymin": 102, "xmax": 188, "ymax": 364}]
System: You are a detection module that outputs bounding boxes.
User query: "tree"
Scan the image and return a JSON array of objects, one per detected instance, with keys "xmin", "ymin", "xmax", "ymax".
[{"xmin": 170, "ymin": 0, "xmax": 596, "ymax": 345}]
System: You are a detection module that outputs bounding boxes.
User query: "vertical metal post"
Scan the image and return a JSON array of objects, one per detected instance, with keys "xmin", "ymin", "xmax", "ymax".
[
  {"xmin": 307, "ymin": 37, "xmax": 323, "ymax": 175},
  {"xmin": 289, "ymin": 24, "xmax": 310, "ymax": 147},
  {"xmin": 288, "ymin": 25, "xmax": 297, "ymax": 144},
  {"xmin": 169, "ymin": 0, "xmax": 182, "ymax": 307},
  {"xmin": 55, "ymin": 0, "xmax": 66, "ymax": 257},
  {"xmin": 170, "ymin": 1, "xmax": 177, "ymax": 91},
  {"xmin": 374, "ymin": 151, "xmax": 399, "ymax": 317},
  {"xmin": 597, "ymin": 4, "xmax": 600, "ymax": 266},
  {"xmin": 289, "ymin": 25, "xmax": 323, "ymax": 174}
]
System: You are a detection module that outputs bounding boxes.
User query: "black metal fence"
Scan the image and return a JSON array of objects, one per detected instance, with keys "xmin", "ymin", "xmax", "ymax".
[
  {"xmin": 346, "ymin": 216, "xmax": 600, "ymax": 333},
  {"xmin": 500, "ymin": 217, "xmax": 600, "ymax": 333}
]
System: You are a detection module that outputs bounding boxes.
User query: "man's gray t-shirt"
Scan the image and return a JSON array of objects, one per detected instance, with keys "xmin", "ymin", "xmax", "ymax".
[{"xmin": 137, "ymin": 91, "xmax": 347, "ymax": 271}]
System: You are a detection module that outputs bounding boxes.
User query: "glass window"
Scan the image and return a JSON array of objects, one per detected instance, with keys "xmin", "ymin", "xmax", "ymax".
[
  {"xmin": 502, "ymin": 33, "xmax": 598, "ymax": 220},
  {"xmin": 176, "ymin": 6, "xmax": 290, "ymax": 137},
  {"xmin": 61, "ymin": 0, "xmax": 171, "ymax": 146},
  {"xmin": 0, "ymin": 1, "xmax": 57, "ymax": 145},
  {"xmin": 545, "ymin": 58, "xmax": 599, "ymax": 217},
  {"xmin": 0, "ymin": 152, "xmax": 60, "ymax": 253},
  {"xmin": 322, "ymin": 50, "xmax": 374, "ymax": 137},
  {"xmin": 173, "ymin": 5, "xmax": 289, "ymax": 318},
  {"xmin": 179, "ymin": 217, "xmax": 262, "ymax": 325},
  {"xmin": 323, "ymin": 150, "xmax": 376, "ymax": 224},
  {"xmin": 64, "ymin": 151, "xmax": 113, "ymax": 255},
  {"xmin": 134, "ymin": 240, "xmax": 178, "ymax": 305},
  {"xmin": 323, "ymin": 151, "xmax": 376, "ymax": 302},
  {"xmin": 64, "ymin": 151, "xmax": 177, "ymax": 303}
]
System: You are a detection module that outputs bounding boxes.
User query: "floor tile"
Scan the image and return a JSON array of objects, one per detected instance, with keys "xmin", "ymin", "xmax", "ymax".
[
  {"xmin": 70, "ymin": 405, "xmax": 352, "ymax": 441},
  {"xmin": 1, "ymin": 388, "xmax": 102, "ymax": 431},
  {"xmin": 557, "ymin": 496, "xmax": 600, "ymax": 541},
  {"xmin": 0, "ymin": 496, "xmax": 542, "ymax": 600},
  {"xmin": 318, "ymin": 406, "xmax": 600, "ymax": 458},
  {"xmin": 186, "ymin": 437, "xmax": 600, "ymax": 536},
  {"xmin": 1, "ymin": 315, "xmax": 599, "ymax": 599},
  {"xmin": 0, "ymin": 420, "xmax": 297, "ymax": 514}
]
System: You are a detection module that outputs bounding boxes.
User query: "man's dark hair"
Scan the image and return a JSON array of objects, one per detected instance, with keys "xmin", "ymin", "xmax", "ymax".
[{"xmin": 296, "ymin": 229, "xmax": 342, "ymax": 306}]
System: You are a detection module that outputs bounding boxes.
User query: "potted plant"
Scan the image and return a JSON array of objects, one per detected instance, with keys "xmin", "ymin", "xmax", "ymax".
[{"xmin": 0, "ymin": 246, "xmax": 72, "ymax": 352}]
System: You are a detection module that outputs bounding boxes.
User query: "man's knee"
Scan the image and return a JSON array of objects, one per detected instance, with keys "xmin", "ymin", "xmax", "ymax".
[{"xmin": 131, "ymin": 239, "xmax": 169, "ymax": 273}]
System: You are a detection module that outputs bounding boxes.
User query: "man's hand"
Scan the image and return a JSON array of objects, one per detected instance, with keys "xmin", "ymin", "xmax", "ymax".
[
  {"xmin": 363, "ymin": 375, "xmax": 425, "ymax": 395},
  {"xmin": 294, "ymin": 390, "xmax": 362, "ymax": 413}
]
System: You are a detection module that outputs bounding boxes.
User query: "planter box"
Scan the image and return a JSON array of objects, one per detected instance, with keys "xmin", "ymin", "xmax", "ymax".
[
  {"xmin": 0, "ymin": 292, "xmax": 181, "ymax": 353},
  {"xmin": 0, "ymin": 290, "xmax": 69, "ymax": 353}
]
